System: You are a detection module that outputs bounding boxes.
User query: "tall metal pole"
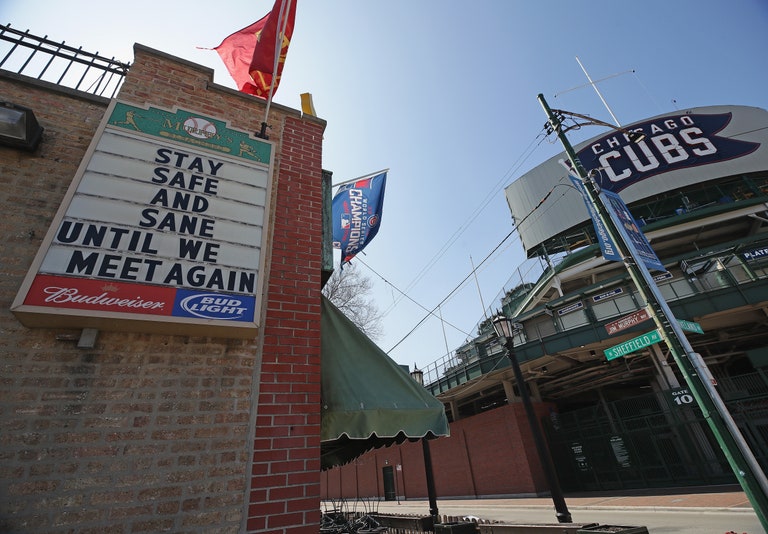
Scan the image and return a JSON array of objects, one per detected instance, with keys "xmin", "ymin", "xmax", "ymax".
[
  {"xmin": 501, "ymin": 335, "xmax": 572, "ymax": 523},
  {"xmin": 537, "ymin": 93, "xmax": 768, "ymax": 530},
  {"xmin": 421, "ymin": 438, "xmax": 439, "ymax": 520},
  {"xmin": 575, "ymin": 56, "xmax": 623, "ymax": 127}
]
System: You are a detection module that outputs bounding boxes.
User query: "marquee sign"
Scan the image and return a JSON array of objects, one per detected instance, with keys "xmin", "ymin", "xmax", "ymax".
[
  {"xmin": 12, "ymin": 101, "xmax": 274, "ymax": 337},
  {"xmin": 505, "ymin": 105, "xmax": 768, "ymax": 256},
  {"xmin": 578, "ymin": 112, "xmax": 760, "ymax": 192}
]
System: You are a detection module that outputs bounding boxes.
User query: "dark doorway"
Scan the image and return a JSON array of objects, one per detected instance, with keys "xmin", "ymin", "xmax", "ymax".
[{"xmin": 382, "ymin": 465, "xmax": 396, "ymax": 501}]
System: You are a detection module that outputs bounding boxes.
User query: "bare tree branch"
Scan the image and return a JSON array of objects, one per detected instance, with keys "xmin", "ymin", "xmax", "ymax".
[{"xmin": 322, "ymin": 263, "xmax": 383, "ymax": 341}]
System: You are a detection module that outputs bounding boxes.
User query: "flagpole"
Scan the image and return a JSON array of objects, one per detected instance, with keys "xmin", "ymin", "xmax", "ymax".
[
  {"xmin": 575, "ymin": 56, "xmax": 623, "ymax": 127},
  {"xmin": 331, "ymin": 168, "xmax": 389, "ymax": 188},
  {"xmin": 257, "ymin": 0, "xmax": 292, "ymax": 139}
]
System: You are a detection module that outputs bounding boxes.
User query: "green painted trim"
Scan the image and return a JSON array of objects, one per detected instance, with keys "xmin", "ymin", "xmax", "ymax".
[{"xmin": 108, "ymin": 102, "xmax": 272, "ymax": 164}]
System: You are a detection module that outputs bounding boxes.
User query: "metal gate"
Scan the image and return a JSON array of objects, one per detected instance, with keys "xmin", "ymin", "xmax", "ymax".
[{"xmin": 544, "ymin": 376, "xmax": 768, "ymax": 492}]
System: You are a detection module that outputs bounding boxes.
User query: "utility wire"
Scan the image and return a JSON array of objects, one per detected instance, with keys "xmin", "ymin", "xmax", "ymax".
[
  {"xmin": 376, "ymin": 174, "xmax": 571, "ymax": 356},
  {"xmin": 380, "ymin": 130, "xmax": 548, "ymax": 317},
  {"xmin": 386, "ymin": 229, "xmax": 515, "ymax": 353},
  {"xmin": 356, "ymin": 256, "xmax": 471, "ymax": 337}
]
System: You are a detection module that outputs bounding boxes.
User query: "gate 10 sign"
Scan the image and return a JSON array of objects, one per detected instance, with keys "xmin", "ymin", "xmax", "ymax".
[{"xmin": 669, "ymin": 387, "xmax": 695, "ymax": 407}]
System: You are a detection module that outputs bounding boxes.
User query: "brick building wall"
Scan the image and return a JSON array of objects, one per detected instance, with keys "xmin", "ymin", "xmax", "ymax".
[
  {"xmin": 1, "ymin": 44, "xmax": 325, "ymax": 533},
  {"xmin": 321, "ymin": 401, "xmax": 554, "ymax": 501}
]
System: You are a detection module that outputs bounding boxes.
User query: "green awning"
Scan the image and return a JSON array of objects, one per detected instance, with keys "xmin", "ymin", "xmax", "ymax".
[{"xmin": 321, "ymin": 296, "xmax": 450, "ymax": 470}]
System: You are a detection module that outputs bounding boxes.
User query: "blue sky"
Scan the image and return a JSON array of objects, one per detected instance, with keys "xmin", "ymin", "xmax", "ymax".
[{"xmin": 5, "ymin": 1, "xmax": 768, "ymax": 374}]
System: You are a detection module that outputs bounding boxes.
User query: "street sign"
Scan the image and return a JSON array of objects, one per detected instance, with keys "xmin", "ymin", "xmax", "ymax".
[
  {"xmin": 604, "ymin": 329, "xmax": 662, "ymax": 361},
  {"xmin": 605, "ymin": 308, "xmax": 651, "ymax": 335},
  {"xmin": 678, "ymin": 319, "xmax": 704, "ymax": 334},
  {"xmin": 668, "ymin": 387, "xmax": 695, "ymax": 407}
]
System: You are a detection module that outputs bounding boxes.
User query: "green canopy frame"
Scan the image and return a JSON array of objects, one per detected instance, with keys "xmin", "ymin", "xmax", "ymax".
[{"xmin": 320, "ymin": 296, "xmax": 449, "ymax": 470}]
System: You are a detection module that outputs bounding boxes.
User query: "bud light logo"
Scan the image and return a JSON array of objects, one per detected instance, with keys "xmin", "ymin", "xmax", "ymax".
[{"xmin": 172, "ymin": 290, "xmax": 255, "ymax": 322}]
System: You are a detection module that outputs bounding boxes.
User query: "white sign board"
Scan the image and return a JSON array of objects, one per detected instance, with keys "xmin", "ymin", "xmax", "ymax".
[{"xmin": 13, "ymin": 101, "xmax": 274, "ymax": 337}]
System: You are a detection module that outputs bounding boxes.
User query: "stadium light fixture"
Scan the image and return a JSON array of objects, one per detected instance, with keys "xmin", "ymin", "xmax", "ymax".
[{"xmin": 0, "ymin": 102, "xmax": 44, "ymax": 151}]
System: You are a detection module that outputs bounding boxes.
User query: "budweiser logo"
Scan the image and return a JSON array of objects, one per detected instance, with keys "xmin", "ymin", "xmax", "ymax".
[{"xmin": 42, "ymin": 286, "xmax": 165, "ymax": 310}]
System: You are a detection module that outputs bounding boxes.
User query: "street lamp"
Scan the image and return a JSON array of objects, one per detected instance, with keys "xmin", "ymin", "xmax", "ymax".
[
  {"xmin": 410, "ymin": 363, "xmax": 424, "ymax": 386},
  {"xmin": 409, "ymin": 363, "xmax": 439, "ymax": 521},
  {"xmin": 537, "ymin": 93, "xmax": 768, "ymax": 530},
  {"xmin": 491, "ymin": 313, "xmax": 573, "ymax": 524}
]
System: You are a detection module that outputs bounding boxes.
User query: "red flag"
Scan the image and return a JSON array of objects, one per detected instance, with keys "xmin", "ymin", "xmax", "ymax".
[{"xmin": 214, "ymin": 0, "xmax": 296, "ymax": 98}]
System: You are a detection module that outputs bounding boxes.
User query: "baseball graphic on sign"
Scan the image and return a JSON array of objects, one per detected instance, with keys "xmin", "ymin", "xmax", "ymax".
[{"xmin": 183, "ymin": 117, "xmax": 217, "ymax": 139}]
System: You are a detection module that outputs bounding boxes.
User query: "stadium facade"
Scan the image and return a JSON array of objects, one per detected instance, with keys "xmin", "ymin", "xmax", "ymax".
[{"xmin": 322, "ymin": 104, "xmax": 768, "ymax": 499}]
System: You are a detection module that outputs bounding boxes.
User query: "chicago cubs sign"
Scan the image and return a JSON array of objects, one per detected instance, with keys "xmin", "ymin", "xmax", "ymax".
[
  {"xmin": 576, "ymin": 112, "xmax": 760, "ymax": 191},
  {"xmin": 505, "ymin": 105, "xmax": 768, "ymax": 255}
]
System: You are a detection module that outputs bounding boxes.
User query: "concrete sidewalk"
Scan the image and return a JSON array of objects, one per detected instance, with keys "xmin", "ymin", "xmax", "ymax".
[
  {"xmin": 324, "ymin": 486, "xmax": 761, "ymax": 534},
  {"xmin": 330, "ymin": 485, "xmax": 754, "ymax": 515},
  {"xmin": 460, "ymin": 486, "xmax": 754, "ymax": 512}
]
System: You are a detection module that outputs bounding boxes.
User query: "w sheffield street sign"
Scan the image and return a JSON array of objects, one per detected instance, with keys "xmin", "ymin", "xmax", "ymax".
[{"xmin": 604, "ymin": 329, "xmax": 662, "ymax": 361}]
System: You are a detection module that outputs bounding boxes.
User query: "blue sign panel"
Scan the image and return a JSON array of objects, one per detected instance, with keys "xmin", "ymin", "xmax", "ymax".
[
  {"xmin": 172, "ymin": 289, "xmax": 255, "ymax": 322},
  {"xmin": 603, "ymin": 189, "xmax": 666, "ymax": 272},
  {"xmin": 568, "ymin": 174, "xmax": 621, "ymax": 263},
  {"xmin": 743, "ymin": 246, "xmax": 768, "ymax": 262},
  {"xmin": 576, "ymin": 112, "xmax": 760, "ymax": 192}
]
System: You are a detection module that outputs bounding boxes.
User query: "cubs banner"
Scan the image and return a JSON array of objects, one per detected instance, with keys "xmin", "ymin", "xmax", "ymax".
[
  {"xmin": 576, "ymin": 112, "xmax": 760, "ymax": 193},
  {"xmin": 602, "ymin": 189, "xmax": 666, "ymax": 272},
  {"xmin": 332, "ymin": 170, "xmax": 387, "ymax": 266},
  {"xmin": 568, "ymin": 174, "xmax": 621, "ymax": 264},
  {"xmin": 568, "ymin": 173, "xmax": 665, "ymax": 272}
]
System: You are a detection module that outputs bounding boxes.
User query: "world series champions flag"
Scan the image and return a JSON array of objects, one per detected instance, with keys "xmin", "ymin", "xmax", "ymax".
[{"xmin": 332, "ymin": 170, "xmax": 387, "ymax": 267}]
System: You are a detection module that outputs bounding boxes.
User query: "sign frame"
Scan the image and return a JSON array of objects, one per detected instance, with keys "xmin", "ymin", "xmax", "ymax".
[{"xmin": 12, "ymin": 100, "xmax": 276, "ymax": 338}]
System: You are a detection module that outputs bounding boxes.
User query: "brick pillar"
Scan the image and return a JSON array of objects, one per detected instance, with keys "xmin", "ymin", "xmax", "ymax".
[{"xmin": 246, "ymin": 116, "xmax": 324, "ymax": 533}]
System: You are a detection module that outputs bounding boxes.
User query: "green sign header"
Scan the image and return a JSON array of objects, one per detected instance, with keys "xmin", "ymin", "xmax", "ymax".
[{"xmin": 108, "ymin": 102, "xmax": 272, "ymax": 165}]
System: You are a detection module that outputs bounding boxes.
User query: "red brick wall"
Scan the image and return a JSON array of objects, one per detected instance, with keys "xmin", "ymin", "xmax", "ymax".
[
  {"xmin": 1, "ymin": 44, "xmax": 325, "ymax": 534},
  {"xmin": 321, "ymin": 402, "xmax": 555, "ymax": 501},
  {"xmin": 246, "ymin": 116, "xmax": 324, "ymax": 533}
]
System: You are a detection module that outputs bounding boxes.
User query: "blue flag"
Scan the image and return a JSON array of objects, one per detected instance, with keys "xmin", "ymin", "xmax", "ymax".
[
  {"xmin": 602, "ymin": 189, "xmax": 665, "ymax": 272},
  {"xmin": 568, "ymin": 173, "xmax": 665, "ymax": 272},
  {"xmin": 568, "ymin": 174, "xmax": 621, "ymax": 263},
  {"xmin": 332, "ymin": 171, "xmax": 387, "ymax": 266}
]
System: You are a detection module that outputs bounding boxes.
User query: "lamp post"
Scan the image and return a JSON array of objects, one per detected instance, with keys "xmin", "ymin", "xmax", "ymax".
[
  {"xmin": 410, "ymin": 364, "xmax": 439, "ymax": 521},
  {"xmin": 537, "ymin": 93, "xmax": 768, "ymax": 530},
  {"xmin": 410, "ymin": 363, "xmax": 424, "ymax": 386},
  {"xmin": 491, "ymin": 314, "xmax": 572, "ymax": 524}
]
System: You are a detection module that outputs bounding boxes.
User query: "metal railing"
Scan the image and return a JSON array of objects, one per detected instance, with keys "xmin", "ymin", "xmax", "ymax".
[
  {"xmin": 0, "ymin": 23, "xmax": 130, "ymax": 98},
  {"xmin": 423, "ymin": 242, "xmax": 768, "ymax": 391},
  {"xmin": 420, "ymin": 255, "xmax": 560, "ymax": 387}
]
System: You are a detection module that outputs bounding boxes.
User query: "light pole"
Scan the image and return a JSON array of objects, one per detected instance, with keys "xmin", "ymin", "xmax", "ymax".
[
  {"xmin": 410, "ymin": 364, "xmax": 439, "ymax": 521},
  {"xmin": 491, "ymin": 314, "xmax": 573, "ymax": 524},
  {"xmin": 537, "ymin": 93, "xmax": 768, "ymax": 530}
]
